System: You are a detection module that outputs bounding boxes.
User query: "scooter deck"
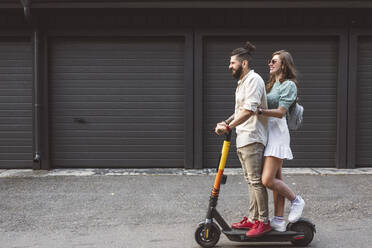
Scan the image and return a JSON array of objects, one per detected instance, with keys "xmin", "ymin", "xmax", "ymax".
[{"xmin": 223, "ymin": 229, "xmax": 303, "ymax": 242}]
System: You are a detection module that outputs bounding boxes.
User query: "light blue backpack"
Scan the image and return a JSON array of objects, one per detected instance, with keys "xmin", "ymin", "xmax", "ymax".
[{"xmin": 287, "ymin": 98, "xmax": 304, "ymax": 131}]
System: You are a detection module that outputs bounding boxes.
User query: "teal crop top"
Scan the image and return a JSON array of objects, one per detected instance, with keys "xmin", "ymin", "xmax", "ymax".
[{"xmin": 267, "ymin": 80, "xmax": 297, "ymax": 111}]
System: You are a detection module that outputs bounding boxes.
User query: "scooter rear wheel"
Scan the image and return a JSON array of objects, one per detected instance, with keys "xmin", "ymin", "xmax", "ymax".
[
  {"xmin": 195, "ymin": 222, "xmax": 221, "ymax": 248},
  {"xmin": 289, "ymin": 221, "xmax": 314, "ymax": 246}
]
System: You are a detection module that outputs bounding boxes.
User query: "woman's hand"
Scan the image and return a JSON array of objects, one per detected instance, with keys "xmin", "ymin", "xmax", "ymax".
[{"xmin": 253, "ymin": 107, "xmax": 261, "ymax": 115}]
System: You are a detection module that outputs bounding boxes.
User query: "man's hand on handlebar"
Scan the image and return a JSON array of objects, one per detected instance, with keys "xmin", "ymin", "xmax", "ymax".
[{"xmin": 215, "ymin": 122, "xmax": 229, "ymax": 136}]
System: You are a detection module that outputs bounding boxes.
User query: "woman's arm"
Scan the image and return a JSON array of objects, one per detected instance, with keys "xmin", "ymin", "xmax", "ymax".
[
  {"xmin": 260, "ymin": 80, "xmax": 296, "ymax": 118},
  {"xmin": 258, "ymin": 106, "xmax": 287, "ymax": 118}
]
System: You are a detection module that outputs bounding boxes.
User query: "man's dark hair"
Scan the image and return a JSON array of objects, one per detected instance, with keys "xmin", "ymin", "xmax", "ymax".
[{"xmin": 231, "ymin": 41, "xmax": 256, "ymax": 67}]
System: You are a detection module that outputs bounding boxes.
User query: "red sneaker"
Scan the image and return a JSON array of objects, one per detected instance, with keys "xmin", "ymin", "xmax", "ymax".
[
  {"xmin": 231, "ymin": 217, "xmax": 256, "ymax": 229},
  {"xmin": 246, "ymin": 221, "xmax": 271, "ymax": 237}
]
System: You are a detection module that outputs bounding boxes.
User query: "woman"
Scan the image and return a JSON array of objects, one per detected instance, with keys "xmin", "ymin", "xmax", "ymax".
[{"xmin": 257, "ymin": 50, "xmax": 305, "ymax": 232}]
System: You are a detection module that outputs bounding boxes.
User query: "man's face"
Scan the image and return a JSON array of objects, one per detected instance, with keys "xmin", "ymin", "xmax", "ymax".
[{"xmin": 229, "ymin": 55, "xmax": 243, "ymax": 79}]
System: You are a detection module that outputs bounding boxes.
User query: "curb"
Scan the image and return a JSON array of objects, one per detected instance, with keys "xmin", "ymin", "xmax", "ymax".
[{"xmin": 0, "ymin": 168, "xmax": 371, "ymax": 178}]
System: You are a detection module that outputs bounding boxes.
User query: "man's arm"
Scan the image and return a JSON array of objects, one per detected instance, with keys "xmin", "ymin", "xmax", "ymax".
[
  {"xmin": 224, "ymin": 114, "xmax": 235, "ymax": 124},
  {"xmin": 228, "ymin": 76, "xmax": 263, "ymax": 127},
  {"xmin": 228, "ymin": 109, "xmax": 252, "ymax": 129},
  {"xmin": 215, "ymin": 109, "xmax": 252, "ymax": 135},
  {"xmin": 216, "ymin": 76, "xmax": 263, "ymax": 134}
]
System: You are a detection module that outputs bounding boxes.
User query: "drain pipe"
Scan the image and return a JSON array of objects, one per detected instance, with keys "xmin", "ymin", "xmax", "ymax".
[
  {"xmin": 32, "ymin": 29, "xmax": 41, "ymax": 164},
  {"xmin": 21, "ymin": 0, "xmax": 41, "ymax": 165},
  {"xmin": 20, "ymin": 0, "xmax": 32, "ymax": 23}
]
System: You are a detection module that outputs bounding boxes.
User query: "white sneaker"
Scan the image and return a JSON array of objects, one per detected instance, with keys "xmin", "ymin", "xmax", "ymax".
[
  {"xmin": 270, "ymin": 218, "xmax": 286, "ymax": 232},
  {"xmin": 288, "ymin": 195, "xmax": 305, "ymax": 223}
]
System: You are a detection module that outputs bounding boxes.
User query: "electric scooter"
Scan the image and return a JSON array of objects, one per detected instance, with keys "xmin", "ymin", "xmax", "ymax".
[{"xmin": 195, "ymin": 131, "xmax": 316, "ymax": 247}]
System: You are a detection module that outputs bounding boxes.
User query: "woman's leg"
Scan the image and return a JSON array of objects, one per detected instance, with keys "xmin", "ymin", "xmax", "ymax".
[
  {"xmin": 273, "ymin": 168, "xmax": 285, "ymax": 217},
  {"xmin": 262, "ymin": 156, "xmax": 296, "ymax": 202}
]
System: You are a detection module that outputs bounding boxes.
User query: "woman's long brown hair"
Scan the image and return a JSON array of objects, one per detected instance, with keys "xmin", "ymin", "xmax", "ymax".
[{"xmin": 266, "ymin": 50, "xmax": 299, "ymax": 93}]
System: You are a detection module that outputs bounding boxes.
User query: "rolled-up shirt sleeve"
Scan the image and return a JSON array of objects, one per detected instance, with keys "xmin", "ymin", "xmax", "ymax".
[
  {"xmin": 242, "ymin": 76, "xmax": 263, "ymax": 112},
  {"xmin": 279, "ymin": 80, "xmax": 297, "ymax": 111}
]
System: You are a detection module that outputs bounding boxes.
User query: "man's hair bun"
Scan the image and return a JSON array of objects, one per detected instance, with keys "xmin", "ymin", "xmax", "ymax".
[
  {"xmin": 231, "ymin": 41, "xmax": 256, "ymax": 66},
  {"xmin": 244, "ymin": 41, "xmax": 256, "ymax": 53}
]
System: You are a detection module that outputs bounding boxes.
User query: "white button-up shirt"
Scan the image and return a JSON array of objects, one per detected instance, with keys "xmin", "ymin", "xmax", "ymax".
[{"xmin": 235, "ymin": 70, "xmax": 268, "ymax": 148}]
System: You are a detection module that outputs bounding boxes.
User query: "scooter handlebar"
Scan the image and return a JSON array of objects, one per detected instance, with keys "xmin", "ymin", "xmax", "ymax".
[
  {"xmin": 224, "ymin": 131, "xmax": 232, "ymax": 141},
  {"xmin": 215, "ymin": 128, "xmax": 232, "ymax": 141}
]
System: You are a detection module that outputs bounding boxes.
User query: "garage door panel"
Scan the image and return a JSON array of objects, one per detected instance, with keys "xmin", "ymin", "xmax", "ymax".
[
  {"xmin": 0, "ymin": 124, "xmax": 31, "ymax": 132},
  {"xmin": 50, "ymin": 37, "xmax": 185, "ymax": 168},
  {"xmin": 52, "ymin": 102, "xmax": 184, "ymax": 109},
  {"xmin": 52, "ymin": 88, "xmax": 183, "ymax": 95},
  {"xmin": 290, "ymin": 159, "xmax": 334, "ymax": 167},
  {"xmin": 54, "ymin": 95, "xmax": 184, "ymax": 102},
  {"xmin": 53, "ymin": 116, "xmax": 183, "ymax": 124},
  {"xmin": 204, "ymin": 36, "xmax": 338, "ymax": 168},
  {"xmin": 0, "ymin": 38, "xmax": 32, "ymax": 169},
  {"xmin": 300, "ymin": 95, "xmax": 336, "ymax": 102},
  {"xmin": 53, "ymin": 109, "xmax": 184, "ymax": 116},
  {"xmin": 0, "ymin": 89, "xmax": 32, "ymax": 96},
  {"xmin": 52, "ymin": 81, "xmax": 184, "ymax": 89},
  {"xmin": 0, "ymin": 68, "xmax": 31, "ymax": 75},
  {"xmin": 54, "ymin": 145, "xmax": 184, "ymax": 153},
  {"xmin": 285, "ymin": 138, "xmax": 335, "ymax": 146},
  {"xmin": 0, "ymin": 153, "xmax": 31, "ymax": 160},
  {"xmin": 0, "ymin": 146, "xmax": 31, "ymax": 153},
  {"xmin": 0, "ymin": 131, "xmax": 32, "ymax": 139},
  {"xmin": 52, "ymin": 159, "xmax": 184, "ymax": 168},
  {"xmin": 0, "ymin": 138, "xmax": 31, "ymax": 146},
  {"xmin": 53, "ymin": 151, "xmax": 184, "ymax": 160},
  {"xmin": 0, "ymin": 111, "xmax": 31, "ymax": 118},
  {"xmin": 356, "ymin": 36, "xmax": 372, "ymax": 167},
  {"xmin": 0, "ymin": 116, "xmax": 32, "ymax": 126},
  {"xmin": 52, "ymin": 66, "xmax": 184, "ymax": 73},
  {"xmin": 54, "ymin": 123, "xmax": 184, "ymax": 132},
  {"xmin": 0, "ymin": 103, "xmax": 32, "ymax": 110},
  {"xmin": 55, "ymin": 138, "xmax": 184, "ymax": 146},
  {"xmin": 51, "ymin": 73, "xmax": 183, "ymax": 81}
]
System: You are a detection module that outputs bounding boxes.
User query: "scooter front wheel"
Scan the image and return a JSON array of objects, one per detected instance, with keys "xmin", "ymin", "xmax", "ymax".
[
  {"xmin": 289, "ymin": 221, "xmax": 315, "ymax": 246},
  {"xmin": 195, "ymin": 222, "xmax": 221, "ymax": 248}
]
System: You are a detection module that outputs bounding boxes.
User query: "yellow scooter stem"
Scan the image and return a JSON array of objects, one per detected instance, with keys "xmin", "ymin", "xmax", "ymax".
[{"xmin": 212, "ymin": 134, "xmax": 231, "ymax": 197}]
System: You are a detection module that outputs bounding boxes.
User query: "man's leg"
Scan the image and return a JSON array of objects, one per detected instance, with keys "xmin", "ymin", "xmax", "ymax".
[
  {"xmin": 239, "ymin": 143, "xmax": 272, "ymax": 237},
  {"xmin": 238, "ymin": 143, "xmax": 268, "ymax": 223},
  {"xmin": 230, "ymin": 148, "xmax": 258, "ymax": 229},
  {"xmin": 247, "ymin": 183, "xmax": 258, "ymax": 222}
]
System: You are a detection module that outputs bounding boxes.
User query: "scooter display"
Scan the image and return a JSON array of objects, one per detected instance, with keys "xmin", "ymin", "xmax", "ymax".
[{"xmin": 195, "ymin": 132, "xmax": 316, "ymax": 247}]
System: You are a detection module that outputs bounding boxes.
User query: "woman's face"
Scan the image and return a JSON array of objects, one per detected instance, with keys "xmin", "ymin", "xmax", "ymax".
[{"xmin": 269, "ymin": 54, "xmax": 282, "ymax": 75}]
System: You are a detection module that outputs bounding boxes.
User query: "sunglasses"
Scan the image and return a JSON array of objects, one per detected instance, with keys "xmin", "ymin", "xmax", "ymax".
[{"xmin": 268, "ymin": 59, "xmax": 279, "ymax": 65}]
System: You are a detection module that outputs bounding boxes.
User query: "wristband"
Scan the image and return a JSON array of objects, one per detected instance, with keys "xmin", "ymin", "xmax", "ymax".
[{"xmin": 225, "ymin": 125, "xmax": 231, "ymax": 132}]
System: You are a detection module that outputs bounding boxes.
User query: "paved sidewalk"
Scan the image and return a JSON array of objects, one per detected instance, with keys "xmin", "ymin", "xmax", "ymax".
[
  {"xmin": 0, "ymin": 167, "xmax": 372, "ymax": 178},
  {"xmin": 0, "ymin": 169, "xmax": 371, "ymax": 248}
]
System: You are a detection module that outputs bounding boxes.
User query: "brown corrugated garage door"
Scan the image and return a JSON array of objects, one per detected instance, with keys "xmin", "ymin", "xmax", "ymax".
[
  {"xmin": 49, "ymin": 37, "xmax": 185, "ymax": 168},
  {"xmin": 356, "ymin": 36, "xmax": 372, "ymax": 167},
  {"xmin": 204, "ymin": 36, "xmax": 338, "ymax": 168},
  {"xmin": 0, "ymin": 38, "xmax": 33, "ymax": 168}
]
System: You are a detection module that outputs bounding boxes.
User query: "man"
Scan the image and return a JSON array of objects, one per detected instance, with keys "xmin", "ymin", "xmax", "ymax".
[{"xmin": 215, "ymin": 41, "xmax": 270, "ymax": 237}]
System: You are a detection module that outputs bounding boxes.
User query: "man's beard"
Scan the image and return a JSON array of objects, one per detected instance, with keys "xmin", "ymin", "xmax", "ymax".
[{"xmin": 232, "ymin": 65, "xmax": 243, "ymax": 79}]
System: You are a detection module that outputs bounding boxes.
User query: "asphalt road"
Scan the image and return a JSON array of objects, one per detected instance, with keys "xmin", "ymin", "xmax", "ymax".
[{"xmin": 0, "ymin": 173, "xmax": 371, "ymax": 248}]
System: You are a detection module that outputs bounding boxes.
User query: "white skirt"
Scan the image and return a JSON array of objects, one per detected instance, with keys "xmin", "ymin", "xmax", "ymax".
[{"xmin": 264, "ymin": 117, "xmax": 293, "ymax": 160}]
